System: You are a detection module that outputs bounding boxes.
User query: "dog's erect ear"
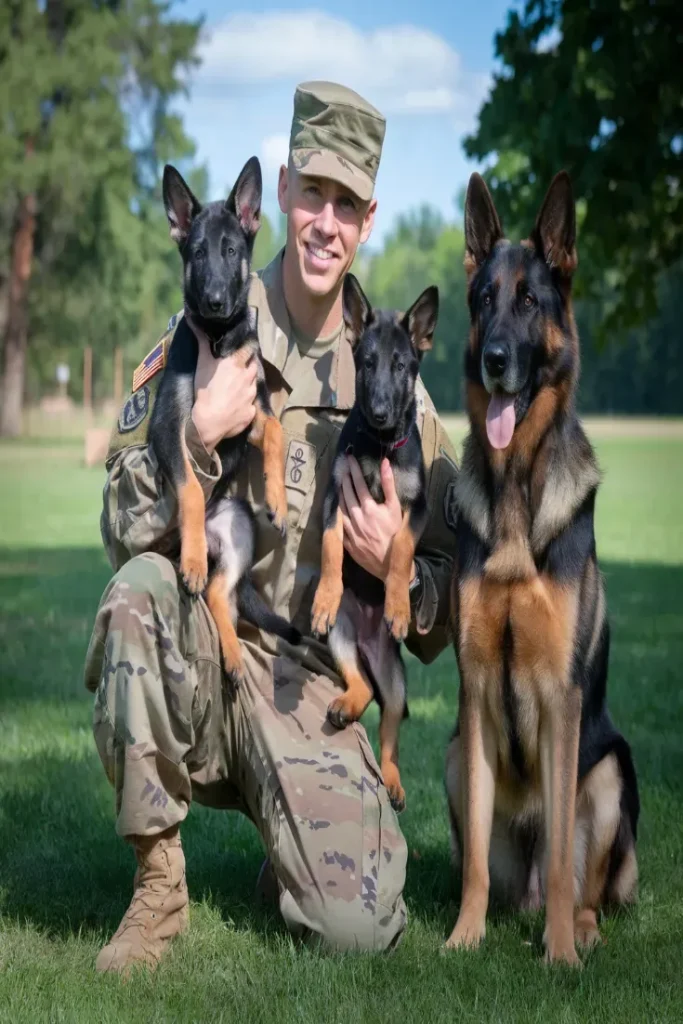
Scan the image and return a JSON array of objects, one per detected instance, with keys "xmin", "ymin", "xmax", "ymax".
[
  {"xmin": 342, "ymin": 274, "xmax": 372, "ymax": 346},
  {"xmin": 531, "ymin": 171, "xmax": 577, "ymax": 278},
  {"xmin": 464, "ymin": 173, "xmax": 503, "ymax": 279},
  {"xmin": 227, "ymin": 156, "xmax": 262, "ymax": 236},
  {"xmin": 402, "ymin": 285, "xmax": 439, "ymax": 359},
  {"xmin": 163, "ymin": 165, "xmax": 202, "ymax": 245}
]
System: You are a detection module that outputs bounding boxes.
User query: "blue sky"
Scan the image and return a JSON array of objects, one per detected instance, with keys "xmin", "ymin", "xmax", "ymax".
[{"xmin": 172, "ymin": 0, "xmax": 516, "ymax": 245}]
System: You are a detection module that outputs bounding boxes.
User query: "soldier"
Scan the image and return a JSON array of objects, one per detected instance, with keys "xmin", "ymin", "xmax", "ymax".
[{"xmin": 85, "ymin": 81, "xmax": 459, "ymax": 974}]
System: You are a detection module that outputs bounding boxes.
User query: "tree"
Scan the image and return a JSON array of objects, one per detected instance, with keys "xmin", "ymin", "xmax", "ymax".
[
  {"xmin": 0, "ymin": 0, "xmax": 201, "ymax": 435},
  {"xmin": 464, "ymin": 0, "xmax": 683, "ymax": 338}
]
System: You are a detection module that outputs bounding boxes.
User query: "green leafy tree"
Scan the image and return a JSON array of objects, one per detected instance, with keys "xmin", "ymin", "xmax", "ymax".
[
  {"xmin": 465, "ymin": 0, "xmax": 683, "ymax": 339},
  {"xmin": 0, "ymin": 0, "xmax": 201, "ymax": 435}
]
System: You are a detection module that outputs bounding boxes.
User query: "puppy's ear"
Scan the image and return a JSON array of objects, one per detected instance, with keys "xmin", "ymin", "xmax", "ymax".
[
  {"xmin": 342, "ymin": 274, "xmax": 372, "ymax": 347},
  {"xmin": 163, "ymin": 165, "xmax": 202, "ymax": 245},
  {"xmin": 402, "ymin": 286, "xmax": 438, "ymax": 360},
  {"xmin": 531, "ymin": 170, "xmax": 577, "ymax": 279},
  {"xmin": 464, "ymin": 173, "xmax": 503, "ymax": 279},
  {"xmin": 227, "ymin": 156, "xmax": 262, "ymax": 236}
]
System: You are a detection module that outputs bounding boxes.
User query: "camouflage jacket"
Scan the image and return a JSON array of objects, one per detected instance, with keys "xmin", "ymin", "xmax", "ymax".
[{"xmin": 103, "ymin": 251, "xmax": 459, "ymax": 673}]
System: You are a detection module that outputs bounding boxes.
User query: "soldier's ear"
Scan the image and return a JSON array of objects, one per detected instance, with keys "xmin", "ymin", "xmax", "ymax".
[
  {"xmin": 402, "ymin": 285, "xmax": 439, "ymax": 361},
  {"xmin": 343, "ymin": 273, "xmax": 372, "ymax": 346},
  {"xmin": 163, "ymin": 165, "xmax": 202, "ymax": 245},
  {"xmin": 227, "ymin": 156, "xmax": 262, "ymax": 237}
]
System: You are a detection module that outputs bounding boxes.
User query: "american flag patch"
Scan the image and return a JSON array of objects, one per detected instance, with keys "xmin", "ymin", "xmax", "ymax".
[{"xmin": 132, "ymin": 340, "xmax": 166, "ymax": 392}]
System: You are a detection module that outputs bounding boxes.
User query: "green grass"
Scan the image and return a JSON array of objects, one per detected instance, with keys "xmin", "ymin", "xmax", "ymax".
[{"xmin": 1, "ymin": 429, "xmax": 682, "ymax": 1022}]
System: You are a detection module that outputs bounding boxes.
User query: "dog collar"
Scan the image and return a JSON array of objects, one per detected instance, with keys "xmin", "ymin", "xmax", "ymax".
[{"xmin": 389, "ymin": 435, "xmax": 409, "ymax": 451}]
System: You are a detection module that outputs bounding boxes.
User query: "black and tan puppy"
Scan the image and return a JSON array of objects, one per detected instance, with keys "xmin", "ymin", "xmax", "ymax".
[
  {"xmin": 149, "ymin": 157, "xmax": 297, "ymax": 688},
  {"xmin": 445, "ymin": 172, "xmax": 639, "ymax": 964},
  {"xmin": 311, "ymin": 274, "xmax": 438, "ymax": 811}
]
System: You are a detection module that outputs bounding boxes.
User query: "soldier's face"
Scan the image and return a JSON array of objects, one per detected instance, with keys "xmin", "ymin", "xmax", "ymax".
[{"xmin": 278, "ymin": 166, "xmax": 376, "ymax": 298}]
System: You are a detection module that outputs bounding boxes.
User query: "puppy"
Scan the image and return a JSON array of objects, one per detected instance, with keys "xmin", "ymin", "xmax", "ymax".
[
  {"xmin": 311, "ymin": 274, "xmax": 438, "ymax": 811},
  {"xmin": 149, "ymin": 156, "xmax": 297, "ymax": 689}
]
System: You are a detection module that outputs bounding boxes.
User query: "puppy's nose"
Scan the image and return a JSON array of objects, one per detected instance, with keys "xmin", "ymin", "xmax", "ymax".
[
  {"xmin": 373, "ymin": 408, "xmax": 388, "ymax": 426},
  {"xmin": 207, "ymin": 292, "xmax": 224, "ymax": 313},
  {"xmin": 483, "ymin": 343, "xmax": 509, "ymax": 379}
]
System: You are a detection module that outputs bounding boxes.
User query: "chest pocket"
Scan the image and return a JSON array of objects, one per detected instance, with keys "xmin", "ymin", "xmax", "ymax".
[{"xmin": 282, "ymin": 410, "xmax": 342, "ymax": 534}]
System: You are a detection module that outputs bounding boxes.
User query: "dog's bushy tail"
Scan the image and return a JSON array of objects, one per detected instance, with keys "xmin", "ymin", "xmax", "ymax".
[{"xmin": 237, "ymin": 576, "xmax": 301, "ymax": 646}]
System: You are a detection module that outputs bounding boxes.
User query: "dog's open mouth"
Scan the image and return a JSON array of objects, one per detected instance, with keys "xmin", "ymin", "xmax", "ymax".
[{"xmin": 486, "ymin": 391, "xmax": 517, "ymax": 450}]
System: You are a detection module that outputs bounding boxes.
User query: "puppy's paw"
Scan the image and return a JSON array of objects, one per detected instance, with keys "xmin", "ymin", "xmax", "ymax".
[
  {"xmin": 223, "ymin": 657, "xmax": 245, "ymax": 697},
  {"xmin": 266, "ymin": 503, "xmax": 288, "ymax": 539},
  {"xmin": 384, "ymin": 585, "xmax": 410, "ymax": 643},
  {"xmin": 327, "ymin": 694, "xmax": 362, "ymax": 730},
  {"xmin": 311, "ymin": 583, "xmax": 343, "ymax": 637},
  {"xmin": 543, "ymin": 926, "xmax": 581, "ymax": 967},
  {"xmin": 382, "ymin": 762, "xmax": 406, "ymax": 813},
  {"xmin": 181, "ymin": 553, "xmax": 208, "ymax": 596}
]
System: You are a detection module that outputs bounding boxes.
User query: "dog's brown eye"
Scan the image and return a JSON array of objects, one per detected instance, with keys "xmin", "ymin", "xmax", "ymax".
[
  {"xmin": 524, "ymin": 293, "xmax": 534, "ymax": 308},
  {"xmin": 396, "ymin": 361, "xmax": 405, "ymax": 372},
  {"xmin": 228, "ymin": 247, "xmax": 235, "ymax": 257},
  {"xmin": 483, "ymin": 294, "xmax": 491, "ymax": 306}
]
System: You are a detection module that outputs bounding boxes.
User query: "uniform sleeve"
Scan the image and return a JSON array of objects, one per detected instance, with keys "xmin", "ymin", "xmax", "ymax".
[
  {"xmin": 100, "ymin": 416, "xmax": 222, "ymax": 572},
  {"xmin": 405, "ymin": 407, "xmax": 459, "ymax": 664}
]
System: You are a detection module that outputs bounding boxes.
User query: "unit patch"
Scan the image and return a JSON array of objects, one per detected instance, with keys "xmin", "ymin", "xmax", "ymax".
[{"xmin": 118, "ymin": 386, "xmax": 150, "ymax": 433}]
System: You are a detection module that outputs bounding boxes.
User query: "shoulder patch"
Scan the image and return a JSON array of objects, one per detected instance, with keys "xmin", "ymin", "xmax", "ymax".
[
  {"xmin": 132, "ymin": 340, "xmax": 167, "ymax": 392},
  {"xmin": 444, "ymin": 479, "xmax": 459, "ymax": 533},
  {"xmin": 118, "ymin": 386, "xmax": 150, "ymax": 433}
]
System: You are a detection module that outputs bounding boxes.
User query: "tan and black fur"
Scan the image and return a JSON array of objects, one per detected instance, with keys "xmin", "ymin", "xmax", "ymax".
[
  {"xmin": 311, "ymin": 274, "xmax": 438, "ymax": 811},
  {"xmin": 445, "ymin": 172, "xmax": 639, "ymax": 964},
  {"xmin": 149, "ymin": 157, "xmax": 297, "ymax": 689}
]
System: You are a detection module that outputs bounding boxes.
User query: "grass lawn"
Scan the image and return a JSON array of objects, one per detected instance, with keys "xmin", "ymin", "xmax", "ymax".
[{"xmin": 1, "ymin": 426, "xmax": 682, "ymax": 1022}]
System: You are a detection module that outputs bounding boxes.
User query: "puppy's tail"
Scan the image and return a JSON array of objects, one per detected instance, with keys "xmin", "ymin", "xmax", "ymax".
[{"xmin": 237, "ymin": 576, "xmax": 301, "ymax": 646}]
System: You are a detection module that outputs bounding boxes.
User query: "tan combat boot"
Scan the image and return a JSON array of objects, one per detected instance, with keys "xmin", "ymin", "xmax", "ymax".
[{"xmin": 96, "ymin": 826, "xmax": 189, "ymax": 974}]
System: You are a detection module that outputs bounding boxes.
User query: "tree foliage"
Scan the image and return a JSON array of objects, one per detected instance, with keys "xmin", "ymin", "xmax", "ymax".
[{"xmin": 464, "ymin": 0, "xmax": 683, "ymax": 338}]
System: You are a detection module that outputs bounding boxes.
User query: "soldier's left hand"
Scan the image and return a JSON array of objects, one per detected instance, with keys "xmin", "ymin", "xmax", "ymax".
[{"xmin": 340, "ymin": 456, "xmax": 403, "ymax": 582}]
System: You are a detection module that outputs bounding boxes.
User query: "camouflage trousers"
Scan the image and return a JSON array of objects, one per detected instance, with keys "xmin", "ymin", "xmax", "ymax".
[{"xmin": 84, "ymin": 552, "xmax": 407, "ymax": 952}]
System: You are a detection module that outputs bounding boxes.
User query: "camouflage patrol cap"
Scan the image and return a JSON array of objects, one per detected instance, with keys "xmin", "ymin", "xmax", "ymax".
[{"xmin": 289, "ymin": 81, "xmax": 385, "ymax": 202}]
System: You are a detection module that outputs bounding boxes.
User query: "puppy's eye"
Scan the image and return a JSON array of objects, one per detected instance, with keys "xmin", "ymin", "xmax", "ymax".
[
  {"xmin": 364, "ymin": 357, "xmax": 373, "ymax": 369},
  {"xmin": 194, "ymin": 248, "xmax": 204, "ymax": 261},
  {"xmin": 524, "ymin": 293, "xmax": 535, "ymax": 308},
  {"xmin": 396, "ymin": 361, "xmax": 405, "ymax": 372},
  {"xmin": 228, "ymin": 246, "xmax": 235, "ymax": 257},
  {"xmin": 483, "ymin": 294, "xmax": 491, "ymax": 307}
]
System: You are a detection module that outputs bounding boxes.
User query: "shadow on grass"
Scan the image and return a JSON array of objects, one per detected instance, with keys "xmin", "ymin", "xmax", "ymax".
[{"xmin": 1, "ymin": 546, "xmax": 682, "ymax": 943}]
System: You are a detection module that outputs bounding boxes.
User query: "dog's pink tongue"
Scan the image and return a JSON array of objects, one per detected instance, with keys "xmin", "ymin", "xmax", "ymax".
[{"xmin": 486, "ymin": 392, "xmax": 516, "ymax": 449}]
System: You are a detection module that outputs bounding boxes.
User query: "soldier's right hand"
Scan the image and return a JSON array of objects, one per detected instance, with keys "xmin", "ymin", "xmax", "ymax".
[{"xmin": 192, "ymin": 337, "xmax": 258, "ymax": 452}]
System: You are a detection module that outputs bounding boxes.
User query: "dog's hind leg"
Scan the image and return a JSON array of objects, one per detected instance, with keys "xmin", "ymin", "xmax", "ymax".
[
  {"xmin": 327, "ymin": 593, "xmax": 374, "ymax": 730},
  {"xmin": 206, "ymin": 571, "xmax": 244, "ymax": 693},
  {"xmin": 376, "ymin": 650, "xmax": 408, "ymax": 813}
]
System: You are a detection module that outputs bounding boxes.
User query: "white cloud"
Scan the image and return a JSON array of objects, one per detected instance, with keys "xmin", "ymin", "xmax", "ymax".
[
  {"xmin": 261, "ymin": 133, "xmax": 290, "ymax": 177},
  {"xmin": 194, "ymin": 10, "xmax": 488, "ymax": 125}
]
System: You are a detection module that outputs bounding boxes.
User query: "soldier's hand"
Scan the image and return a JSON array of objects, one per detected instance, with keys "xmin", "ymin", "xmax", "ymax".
[
  {"xmin": 192, "ymin": 336, "xmax": 258, "ymax": 452},
  {"xmin": 340, "ymin": 456, "xmax": 406, "ymax": 582}
]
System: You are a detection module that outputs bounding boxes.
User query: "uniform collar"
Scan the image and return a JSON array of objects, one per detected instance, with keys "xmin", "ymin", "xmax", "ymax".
[{"xmin": 251, "ymin": 249, "xmax": 355, "ymax": 411}]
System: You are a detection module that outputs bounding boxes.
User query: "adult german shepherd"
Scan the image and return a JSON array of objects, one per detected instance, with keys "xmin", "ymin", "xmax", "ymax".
[{"xmin": 445, "ymin": 171, "xmax": 639, "ymax": 965}]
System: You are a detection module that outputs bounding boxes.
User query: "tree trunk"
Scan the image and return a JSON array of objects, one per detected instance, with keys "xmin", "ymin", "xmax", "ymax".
[{"xmin": 0, "ymin": 190, "xmax": 37, "ymax": 437}]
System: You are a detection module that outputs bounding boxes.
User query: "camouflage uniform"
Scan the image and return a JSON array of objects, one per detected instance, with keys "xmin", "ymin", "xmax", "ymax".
[{"xmin": 84, "ymin": 83, "xmax": 459, "ymax": 956}]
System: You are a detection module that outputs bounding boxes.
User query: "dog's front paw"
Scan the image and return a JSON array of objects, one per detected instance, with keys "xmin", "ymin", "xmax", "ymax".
[
  {"xmin": 382, "ymin": 762, "xmax": 406, "ymax": 813},
  {"xmin": 311, "ymin": 583, "xmax": 343, "ymax": 637},
  {"xmin": 222, "ymin": 655, "xmax": 245, "ymax": 697},
  {"xmin": 543, "ymin": 925, "xmax": 581, "ymax": 967},
  {"xmin": 574, "ymin": 910, "xmax": 602, "ymax": 951},
  {"xmin": 384, "ymin": 584, "xmax": 410, "ymax": 642},
  {"xmin": 327, "ymin": 693, "xmax": 363, "ymax": 730},
  {"xmin": 445, "ymin": 913, "xmax": 486, "ymax": 951},
  {"xmin": 181, "ymin": 553, "xmax": 208, "ymax": 596},
  {"xmin": 266, "ymin": 502, "xmax": 288, "ymax": 539}
]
